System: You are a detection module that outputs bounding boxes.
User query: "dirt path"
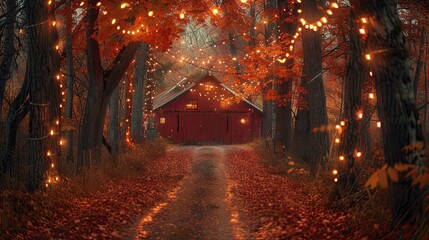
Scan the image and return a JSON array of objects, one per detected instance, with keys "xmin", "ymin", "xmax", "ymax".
[{"xmin": 134, "ymin": 146, "xmax": 235, "ymax": 239}]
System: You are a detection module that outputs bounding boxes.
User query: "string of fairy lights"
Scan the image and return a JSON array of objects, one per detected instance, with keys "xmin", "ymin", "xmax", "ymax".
[{"xmin": 330, "ymin": 11, "xmax": 382, "ymax": 183}]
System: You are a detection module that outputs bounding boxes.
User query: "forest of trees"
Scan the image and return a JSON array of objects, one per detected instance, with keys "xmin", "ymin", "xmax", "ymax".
[{"xmin": 1, "ymin": 0, "xmax": 429, "ymax": 238}]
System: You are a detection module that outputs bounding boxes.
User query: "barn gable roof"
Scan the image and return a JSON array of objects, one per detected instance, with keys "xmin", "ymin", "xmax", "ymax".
[{"xmin": 153, "ymin": 74, "xmax": 262, "ymax": 112}]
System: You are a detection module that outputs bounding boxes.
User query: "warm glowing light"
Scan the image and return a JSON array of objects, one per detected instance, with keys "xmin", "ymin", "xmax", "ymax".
[
  {"xmin": 321, "ymin": 17, "xmax": 328, "ymax": 23},
  {"xmin": 356, "ymin": 152, "xmax": 362, "ymax": 158},
  {"xmin": 212, "ymin": 8, "xmax": 219, "ymax": 15},
  {"xmin": 120, "ymin": 3, "xmax": 129, "ymax": 8},
  {"xmin": 240, "ymin": 0, "xmax": 247, "ymax": 2},
  {"xmin": 111, "ymin": 19, "xmax": 116, "ymax": 24},
  {"xmin": 335, "ymin": 138, "xmax": 340, "ymax": 144},
  {"xmin": 369, "ymin": 71, "xmax": 373, "ymax": 76},
  {"xmin": 340, "ymin": 121, "xmax": 345, "ymax": 126},
  {"xmin": 50, "ymin": 130, "xmax": 54, "ymax": 136},
  {"xmin": 180, "ymin": 13, "xmax": 185, "ymax": 19},
  {"xmin": 240, "ymin": 118, "xmax": 246, "ymax": 124},
  {"xmin": 47, "ymin": 151, "xmax": 51, "ymax": 157},
  {"xmin": 148, "ymin": 11, "xmax": 154, "ymax": 17},
  {"xmin": 365, "ymin": 54, "xmax": 371, "ymax": 60},
  {"xmin": 369, "ymin": 93, "xmax": 374, "ymax": 99},
  {"xmin": 96, "ymin": 2, "xmax": 101, "ymax": 6},
  {"xmin": 377, "ymin": 121, "xmax": 381, "ymax": 128},
  {"xmin": 51, "ymin": 163, "xmax": 54, "ymax": 168},
  {"xmin": 327, "ymin": 9, "xmax": 333, "ymax": 15},
  {"xmin": 332, "ymin": 2, "xmax": 339, "ymax": 8},
  {"xmin": 52, "ymin": 21, "xmax": 56, "ymax": 26},
  {"xmin": 335, "ymin": 124, "xmax": 340, "ymax": 129},
  {"xmin": 332, "ymin": 169, "xmax": 338, "ymax": 175},
  {"xmin": 361, "ymin": 18, "xmax": 367, "ymax": 23},
  {"xmin": 359, "ymin": 28, "xmax": 366, "ymax": 34},
  {"xmin": 334, "ymin": 177, "xmax": 339, "ymax": 183},
  {"xmin": 339, "ymin": 156, "xmax": 345, "ymax": 161},
  {"xmin": 358, "ymin": 111, "xmax": 363, "ymax": 119}
]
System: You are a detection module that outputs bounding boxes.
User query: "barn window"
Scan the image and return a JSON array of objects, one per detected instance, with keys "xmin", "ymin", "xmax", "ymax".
[
  {"xmin": 159, "ymin": 117, "xmax": 166, "ymax": 124},
  {"xmin": 204, "ymin": 84, "xmax": 214, "ymax": 91},
  {"xmin": 186, "ymin": 100, "xmax": 198, "ymax": 110}
]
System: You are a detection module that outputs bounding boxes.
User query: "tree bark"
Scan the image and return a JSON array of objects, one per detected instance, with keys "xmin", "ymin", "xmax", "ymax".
[
  {"xmin": 1, "ymin": 76, "xmax": 30, "ymax": 175},
  {"xmin": 274, "ymin": 0, "xmax": 298, "ymax": 155},
  {"xmin": 77, "ymin": 0, "xmax": 140, "ymax": 173},
  {"xmin": 0, "ymin": 0, "xmax": 17, "ymax": 122},
  {"xmin": 130, "ymin": 43, "xmax": 149, "ymax": 144},
  {"xmin": 294, "ymin": 0, "xmax": 330, "ymax": 170},
  {"xmin": 358, "ymin": 0, "xmax": 426, "ymax": 225},
  {"xmin": 65, "ymin": 0, "xmax": 74, "ymax": 162},
  {"xmin": 337, "ymin": 5, "xmax": 365, "ymax": 196},
  {"xmin": 413, "ymin": 27, "xmax": 426, "ymax": 97},
  {"xmin": 109, "ymin": 85, "xmax": 119, "ymax": 156},
  {"xmin": 25, "ymin": 0, "xmax": 53, "ymax": 191}
]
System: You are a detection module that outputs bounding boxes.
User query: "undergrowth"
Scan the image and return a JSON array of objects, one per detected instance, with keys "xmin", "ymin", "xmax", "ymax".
[
  {"xmin": 251, "ymin": 138, "xmax": 402, "ymax": 239},
  {"xmin": 0, "ymin": 138, "xmax": 167, "ymax": 235}
]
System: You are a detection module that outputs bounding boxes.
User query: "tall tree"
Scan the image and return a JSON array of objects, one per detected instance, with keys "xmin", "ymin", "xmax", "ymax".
[
  {"xmin": 336, "ymin": 2, "xmax": 365, "ymax": 196},
  {"xmin": 65, "ymin": 0, "xmax": 75, "ymax": 162},
  {"xmin": 358, "ymin": 0, "xmax": 426, "ymax": 225},
  {"xmin": 25, "ymin": 0, "xmax": 54, "ymax": 191},
  {"xmin": 130, "ymin": 43, "xmax": 149, "ymax": 144},
  {"xmin": 293, "ymin": 0, "xmax": 330, "ymax": 171},
  {"xmin": 0, "ymin": 0, "xmax": 16, "ymax": 122},
  {"xmin": 274, "ymin": 0, "xmax": 298, "ymax": 156}
]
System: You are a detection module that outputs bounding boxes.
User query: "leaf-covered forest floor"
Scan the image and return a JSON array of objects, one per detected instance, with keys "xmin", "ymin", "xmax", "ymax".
[{"xmin": 1, "ymin": 144, "xmax": 402, "ymax": 239}]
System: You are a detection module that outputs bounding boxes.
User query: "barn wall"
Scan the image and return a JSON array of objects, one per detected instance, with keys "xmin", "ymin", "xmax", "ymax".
[{"xmin": 155, "ymin": 76, "xmax": 262, "ymax": 144}]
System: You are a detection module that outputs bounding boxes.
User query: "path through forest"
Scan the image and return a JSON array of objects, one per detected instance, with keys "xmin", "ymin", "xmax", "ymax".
[{"xmin": 133, "ymin": 146, "xmax": 236, "ymax": 239}]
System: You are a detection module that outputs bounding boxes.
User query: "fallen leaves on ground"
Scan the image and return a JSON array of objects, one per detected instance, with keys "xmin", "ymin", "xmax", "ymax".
[
  {"xmin": 1, "ymin": 147, "xmax": 192, "ymax": 239},
  {"xmin": 225, "ymin": 147, "xmax": 388, "ymax": 240}
]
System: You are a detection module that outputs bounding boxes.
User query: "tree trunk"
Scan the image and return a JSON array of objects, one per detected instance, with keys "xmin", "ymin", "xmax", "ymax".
[
  {"xmin": 25, "ymin": 0, "xmax": 53, "ymax": 191},
  {"xmin": 109, "ymin": 86, "xmax": 119, "ymax": 156},
  {"xmin": 261, "ymin": 0, "xmax": 277, "ymax": 138},
  {"xmin": 130, "ymin": 43, "xmax": 149, "ymax": 144},
  {"xmin": 77, "ymin": 0, "xmax": 140, "ymax": 173},
  {"xmin": 293, "ymin": 0, "xmax": 330, "ymax": 170},
  {"xmin": 358, "ymin": 0, "xmax": 426, "ymax": 225},
  {"xmin": 1, "ymin": 76, "xmax": 30, "ymax": 174},
  {"xmin": 337, "ymin": 5, "xmax": 365, "ymax": 196},
  {"xmin": 65, "ymin": 0, "xmax": 75, "ymax": 162},
  {"xmin": 274, "ymin": 0, "xmax": 297, "ymax": 155},
  {"xmin": 0, "ymin": 0, "xmax": 17, "ymax": 123},
  {"xmin": 413, "ymin": 27, "xmax": 426, "ymax": 97}
]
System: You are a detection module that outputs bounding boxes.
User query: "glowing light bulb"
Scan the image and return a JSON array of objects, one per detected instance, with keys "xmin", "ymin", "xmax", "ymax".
[
  {"xmin": 327, "ymin": 9, "xmax": 333, "ymax": 15},
  {"xmin": 212, "ymin": 8, "xmax": 219, "ymax": 15},
  {"xmin": 148, "ymin": 11, "xmax": 154, "ymax": 17},
  {"xmin": 335, "ymin": 138, "xmax": 340, "ymax": 144},
  {"xmin": 180, "ymin": 13, "xmax": 185, "ymax": 19},
  {"xmin": 334, "ymin": 177, "xmax": 339, "ymax": 183},
  {"xmin": 120, "ymin": 3, "xmax": 128, "ymax": 8},
  {"xmin": 377, "ymin": 121, "xmax": 381, "ymax": 128},
  {"xmin": 332, "ymin": 2, "xmax": 339, "ymax": 8},
  {"xmin": 359, "ymin": 28, "xmax": 366, "ymax": 34},
  {"xmin": 361, "ymin": 18, "xmax": 367, "ymax": 23},
  {"xmin": 321, "ymin": 17, "xmax": 328, "ymax": 23},
  {"xmin": 365, "ymin": 54, "xmax": 371, "ymax": 60},
  {"xmin": 339, "ymin": 156, "xmax": 345, "ymax": 161},
  {"xmin": 369, "ymin": 93, "xmax": 374, "ymax": 99},
  {"xmin": 332, "ymin": 169, "xmax": 338, "ymax": 175},
  {"xmin": 111, "ymin": 19, "xmax": 116, "ymax": 24},
  {"xmin": 96, "ymin": 2, "xmax": 101, "ymax": 6},
  {"xmin": 356, "ymin": 152, "xmax": 362, "ymax": 157}
]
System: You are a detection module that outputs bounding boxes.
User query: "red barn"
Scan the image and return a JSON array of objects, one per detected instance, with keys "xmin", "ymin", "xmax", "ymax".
[{"xmin": 153, "ymin": 74, "xmax": 262, "ymax": 144}]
